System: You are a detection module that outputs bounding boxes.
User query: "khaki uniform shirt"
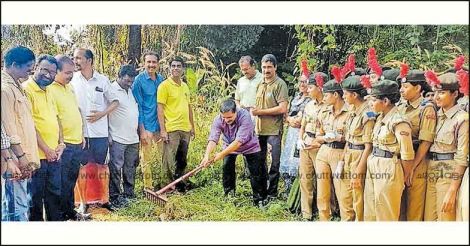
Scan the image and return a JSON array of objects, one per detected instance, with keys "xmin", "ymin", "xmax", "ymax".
[
  {"xmin": 302, "ymin": 98, "xmax": 328, "ymax": 136},
  {"xmin": 0, "ymin": 70, "xmax": 40, "ymax": 170},
  {"xmin": 372, "ymin": 106, "xmax": 415, "ymax": 161},
  {"xmin": 430, "ymin": 105, "xmax": 469, "ymax": 167},
  {"xmin": 255, "ymin": 76, "xmax": 289, "ymax": 136},
  {"xmin": 397, "ymin": 96, "xmax": 436, "ymax": 145},
  {"xmin": 345, "ymin": 102, "xmax": 375, "ymax": 145},
  {"xmin": 317, "ymin": 103, "xmax": 349, "ymax": 140},
  {"xmin": 457, "ymin": 95, "xmax": 469, "ymax": 113}
]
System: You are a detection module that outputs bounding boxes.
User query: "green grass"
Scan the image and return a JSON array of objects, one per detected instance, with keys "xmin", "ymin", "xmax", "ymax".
[{"xmin": 95, "ymin": 107, "xmax": 303, "ymax": 222}]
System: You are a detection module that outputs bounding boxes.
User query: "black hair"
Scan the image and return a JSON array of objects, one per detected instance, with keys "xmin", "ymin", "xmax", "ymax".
[
  {"xmin": 82, "ymin": 49, "xmax": 94, "ymax": 64},
  {"xmin": 377, "ymin": 93, "xmax": 401, "ymax": 104},
  {"xmin": 55, "ymin": 55, "xmax": 74, "ymax": 71},
  {"xmin": 142, "ymin": 51, "xmax": 160, "ymax": 61},
  {"xmin": 118, "ymin": 64, "xmax": 138, "ymax": 78},
  {"xmin": 220, "ymin": 98, "xmax": 237, "ymax": 113},
  {"xmin": 37, "ymin": 54, "xmax": 58, "ymax": 68},
  {"xmin": 3, "ymin": 45, "xmax": 35, "ymax": 68},
  {"xmin": 169, "ymin": 56, "xmax": 185, "ymax": 67},
  {"xmin": 261, "ymin": 54, "xmax": 277, "ymax": 67},
  {"xmin": 334, "ymin": 90, "xmax": 344, "ymax": 98},
  {"xmin": 347, "ymin": 88, "xmax": 368, "ymax": 99}
]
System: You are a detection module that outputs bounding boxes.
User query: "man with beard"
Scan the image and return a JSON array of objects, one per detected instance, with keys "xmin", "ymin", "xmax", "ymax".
[{"xmin": 23, "ymin": 55, "xmax": 65, "ymax": 221}]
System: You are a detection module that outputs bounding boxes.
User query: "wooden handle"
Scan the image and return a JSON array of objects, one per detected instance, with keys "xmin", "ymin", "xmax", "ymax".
[{"xmin": 156, "ymin": 165, "xmax": 204, "ymax": 195}]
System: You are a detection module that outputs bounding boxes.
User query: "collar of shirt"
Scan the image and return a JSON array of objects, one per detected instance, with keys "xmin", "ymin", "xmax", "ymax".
[
  {"xmin": 246, "ymin": 70, "xmax": 261, "ymax": 81},
  {"xmin": 262, "ymin": 75, "xmax": 278, "ymax": 85},
  {"xmin": 350, "ymin": 101, "xmax": 368, "ymax": 117},
  {"xmin": 1, "ymin": 70, "xmax": 24, "ymax": 91},
  {"xmin": 168, "ymin": 77, "xmax": 183, "ymax": 87},
  {"xmin": 438, "ymin": 104, "xmax": 461, "ymax": 119},
  {"xmin": 381, "ymin": 106, "xmax": 399, "ymax": 125},
  {"xmin": 330, "ymin": 102, "xmax": 349, "ymax": 117},
  {"xmin": 143, "ymin": 70, "xmax": 159, "ymax": 81},
  {"xmin": 407, "ymin": 95, "xmax": 424, "ymax": 109},
  {"xmin": 78, "ymin": 70, "xmax": 100, "ymax": 81},
  {"xmin": 26, "ymin": 77, "xmax": 44, "ymax": 92}
]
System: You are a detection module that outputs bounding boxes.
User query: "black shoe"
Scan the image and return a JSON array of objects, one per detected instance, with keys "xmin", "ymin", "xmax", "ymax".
[{"xmin": 101, "ymin": 202, "xmax": 116, "ymax": 212}]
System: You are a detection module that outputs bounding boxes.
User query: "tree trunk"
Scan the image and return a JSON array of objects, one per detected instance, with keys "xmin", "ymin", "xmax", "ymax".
[{"xmin": 128, "ymin": 25, "xmax": 142, "ymax": 66}]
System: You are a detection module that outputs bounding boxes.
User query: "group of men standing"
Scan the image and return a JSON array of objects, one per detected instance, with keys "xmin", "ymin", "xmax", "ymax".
[{"xmin": 1, "ymin": 45, "xmax": 194, "ymax": 221}]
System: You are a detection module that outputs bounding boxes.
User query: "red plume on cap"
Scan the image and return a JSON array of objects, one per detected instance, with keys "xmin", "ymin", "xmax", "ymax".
[
  {"xmin": 331, "ymin": 65, "xmax": 342, "ymax": 83},
  {"xmin": 367, "ymin": 48, "xmax": 377, "ymax": 61},
  {"xmin": 360, "ymin": 75, "xmax": 372, "ymax": 89},
  {"xmin": 456, "ymin": 69, "xmax": 469, "ymax": 95},
  {"xmin": 346, "ymin": 54, "xmax": 355, "ymax": 74},
  {"xmin": 455, "ymin": 55, "xmax": 465, "ymax": 71},
  {"xmin": 301, "ymin": 59, "xmax": 310, "ymax": 78},
  {"xmin": 399, "ymin": 63, "xmax": 409, "ymax": 80},
  {"xmin": 367, "ymin": 48, "xmax": 382, "ymax": 77},
  {"xmin": 424, "ymin": 70, "xmax": 440, "ymax": 87},
  {"xmin": 315, "ymin": 73, "xmax": 325, "ymax": 89}
]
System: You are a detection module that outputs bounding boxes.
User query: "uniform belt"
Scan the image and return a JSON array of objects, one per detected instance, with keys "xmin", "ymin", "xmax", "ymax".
[
  {"xmin": 372, "ymin": 147, "xmax": 399, "ymax": 159},
  {"xmin": 326, "ymin": 141, "xmax": 346, "ymax": 149},
  {"xmin": 347, "ymin": 142, "xmax": 365, "ymax": 150},
  {"xmin": 428, "ymin": 152, "xmax": 454, "ymax": 161}
]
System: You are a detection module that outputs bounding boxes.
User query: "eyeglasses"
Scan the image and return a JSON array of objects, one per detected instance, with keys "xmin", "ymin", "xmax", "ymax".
[{"xmin": 39, "ymin": 68, "xmax": 57, "ymax": 76}]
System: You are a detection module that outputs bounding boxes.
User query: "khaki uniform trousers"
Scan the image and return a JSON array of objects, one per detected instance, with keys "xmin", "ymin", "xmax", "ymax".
[
  {"xmin": 400, "ymin": 158, "xmax": 428, "ymax": 221},
  {"xmin": 424, "ymin": 160, "xmax": 457, "ymax": 221},
  {"xmin": 315, "ymin": 145, "xmax": 354, "ymax": 221},
  {"xmin": 343, "ymin": 148, "xmax": 365, "ymax": 221},
  {"xmin": 364, "ymin": 155, "xmax": 405, "ymax": 221},
  {"xmin": 140, "ymin": 133, "xmax": 161, "ymax": 189},
  {"xmin": 299, "ymin": 147, "xmax": 319, "ymax": 219},
  {"xmin": 456, "ymin": 167, "xmax": 469, "ymax": 221}
]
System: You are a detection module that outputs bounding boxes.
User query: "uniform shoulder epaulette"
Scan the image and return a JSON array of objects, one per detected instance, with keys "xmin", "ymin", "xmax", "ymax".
[
  {"xmin": 455, "ymin": 110, "xmax": 469, "ymax": 123},
  {"xmin": 363, "ymin": 111, "xmax": 377, "ymax": 123}
]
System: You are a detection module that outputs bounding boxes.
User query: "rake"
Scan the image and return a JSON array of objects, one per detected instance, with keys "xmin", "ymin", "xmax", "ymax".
[{"xmin": 144, "ymin": 164, "xmax": 205, "ymax": 206}]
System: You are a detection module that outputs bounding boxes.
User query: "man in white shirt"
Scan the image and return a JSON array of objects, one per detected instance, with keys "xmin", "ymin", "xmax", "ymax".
[
  {"xmin": 70, "ymin": 48, "xmax": 119, "ymax": 212},
  {"xmin": 108, "ymin": 65, "xmax": 139, "ymax": 208}
]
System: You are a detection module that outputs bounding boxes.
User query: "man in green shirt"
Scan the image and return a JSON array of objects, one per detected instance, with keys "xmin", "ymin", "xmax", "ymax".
[{"xmin": 252, "ymin": 54, "xmax": 289, "ymax": 199}]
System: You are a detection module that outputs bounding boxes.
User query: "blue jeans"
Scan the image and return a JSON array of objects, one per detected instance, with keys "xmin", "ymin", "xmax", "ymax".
[
  {"xmin": 84, "ymin": 137, "xmax": 109, "ymax": 165},
  {"xmin": 3, "ymin": 173, "xmax": 30, "ymax": 221},
  {"xmin": 60, "ymin": 143, "xmax": 83, "ymax": 218},
  {"xmin": 30, "ymin": 160, "xmax": 62, "ymax": 221}
]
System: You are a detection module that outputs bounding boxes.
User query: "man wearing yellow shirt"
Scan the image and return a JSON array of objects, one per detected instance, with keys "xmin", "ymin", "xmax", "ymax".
[
  {"xmin": 157, "ymin": 57, "xmax": 195, "ymax": 191},
  {"xmin": 23, "ymin": 55, "xmax": 65, "ymax": 221},
  {"xmin": 49, "ymin": 55, "xmax": 88, "ymax": 221}
]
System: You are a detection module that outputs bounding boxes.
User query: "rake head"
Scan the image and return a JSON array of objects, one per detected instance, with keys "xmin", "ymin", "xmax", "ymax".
[{"xmin": 144, "ymin": 188, "xmax": 168, "ymax": 207}]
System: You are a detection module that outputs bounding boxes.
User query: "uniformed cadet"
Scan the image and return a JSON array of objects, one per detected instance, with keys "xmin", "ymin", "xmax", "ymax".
[
  {"xmin": 424, "ymin": 72, "xmax": 469, "ymax": 221},
  {"xmin": 456, "ymin": 68, "xmax": 469, "ymax": 221},
  {"xmin": 341, "ymin": 75, "xmax": 375, "ymax": 221},
  {"xmin": 314, "ymin": 76, "xmax": 352, "ymax": 221},
  {"xmin": 363, "ymin": 79, "xmax": 415, "ymax": 221},
  {"xmin": 397, "ymin": 69, "xmax": 437, "ymax": 221},
  {"xmin": 298, "ymin": 72, "xmax": 329, "ymax": 220}
]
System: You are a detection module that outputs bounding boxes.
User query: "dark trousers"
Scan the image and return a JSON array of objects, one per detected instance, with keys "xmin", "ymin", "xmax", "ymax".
[
  {"xmin": 258, "ymin": 135, "xmax": 282, "ymax": 197},
  {"xmin": 109, "ymin": 141, "xmax": 139, "ymax": 201},
  {"xmin": 30, "ymin": 159, "xmax": 62, "ymax": 221},
  {"xmin": 223, "ymin": 151, "xmax": 268, "ymax": 204},
  {"xmin": 60, "ymin": 143, "xmax": 83, "ymax": 218},
  {"xmin": 162, "ymin": 131, "xmax": 190, "ymax": 188}
]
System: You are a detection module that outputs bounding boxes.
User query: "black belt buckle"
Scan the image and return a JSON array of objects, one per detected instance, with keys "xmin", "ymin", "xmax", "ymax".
[
  {"xmin": 429, "ymin": 152, "xmax": 454, "ymax": 161},
  {"xmin": 373, "ymin": 147, "xmax": 394, "ymax": 158},
  {"xmin": 327, "ymin": 141, "xmax": 345, "ymax": 149},
  {"xmin": 347, "ymin": 142, "xmax": 365, "ymax": 150}
]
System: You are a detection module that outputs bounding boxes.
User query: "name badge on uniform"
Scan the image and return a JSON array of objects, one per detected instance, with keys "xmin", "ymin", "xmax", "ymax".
[{"xmin": 95, "ymin": 86, "xmax": 103, "ymax": 92}]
